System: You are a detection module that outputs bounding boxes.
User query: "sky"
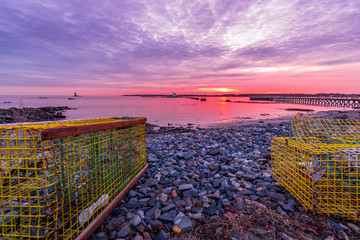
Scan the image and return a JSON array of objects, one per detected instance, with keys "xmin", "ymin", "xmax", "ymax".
[{"xmin": 0, "ymin": 0, "xmax": 359, "ymax": 95}]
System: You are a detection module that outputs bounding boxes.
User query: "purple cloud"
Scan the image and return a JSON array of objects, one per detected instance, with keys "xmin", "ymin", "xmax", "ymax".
[{"xmin": 0, "ymin": 0, "xmax": 359, "ymax": 91}]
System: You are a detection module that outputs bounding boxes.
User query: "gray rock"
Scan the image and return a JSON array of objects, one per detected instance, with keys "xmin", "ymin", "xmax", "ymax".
[
  {"xmin": 188, "ymin": 212, "xmax": 204, "ymax": 220},
  {"xmin": 178, "ymin": 218, "xmax": 193, "ymax": 233},
  {"xmin": 243, "ymin": 174, "xmax": 256, "ymax": 181},
  {"xmin": 105, "ymin": 217, "xmax": 125, "ymax": 232},
  {"xmin": 158, "ymin": 212, "xmax": 175, "ymax": 223},
  {"xmin": 221, "ymin": 179, "xmax": 229, "ymax": 189},
  {"xmin": 133, "ymin": 235, "xmax": 144, "ymax": 240},
  {"xmin": 117, "ymin": 229, "xmax": 129, "ymax": 238},
  {"xmin": 203, "ymin": 205, "xmax": 218, "ymax": 216},
  {"xmin": 136, "ymin": 210, "xmax": 145, "ymax": 219},
  {"xmin": 283, "ymin": 198, "xmax": 296, "ymax": 212},
  {"xmin": 127, "ymin": 190, "xmax": 138, "ymax": 198},
  {"xmin": 263, "ymin": 172, "xmax": 272, "ymax": 178},
  {"xmin": 174, "ymin": 212, "xmax": 186, "ymax": 225},
  {"xmin": 154, "ymin": 230, "xmax": 168, "ymax": 240},
  {"xmin": 129, "ymin": 215, "xmax": 142, "ymax": 227},
  {"xmin": 184, "ymin": 151, "xmax": 193, "ymax": 159},
  {"xmin": 149, "ymin": 220, "xmax": 163, "ymax": 229},
  {"xmin": 183, "ymin": 188, "xmax": 198, "ymax": 197},
  {"xmin": 243, "ymin": 180, "xmax": 253, "ymax": 188},
  {"xmin": 95, "ymin": 232, "xmax": 108, "ymax": 240},
  {"xmin": 208, "ymin": 149, "xmax": 220, "ymax": 156},
  {"xmin": 161, "ymin": 203, "xmax": 176, "ymax": 213},
  {"xmin": 110, "ymin": 231, "xmax": 117, "ymax": 240},
  {"xmin": 144, "ymin": 178, "xmax": 158, "ymax": 188},
  {"xmin": 231, "ymin": 181, "xmax": 241, "ymax": 189},
  {"xmin": 178, "ymin": 183, "xmax": 193, "ymax": 191},
  {"xmin": 268, "ymin": 192, "xmax": 286, "ymax": 202},
  {"xmin": 326, "ymin": 219, "xmax": 350, "ymax": 231}
]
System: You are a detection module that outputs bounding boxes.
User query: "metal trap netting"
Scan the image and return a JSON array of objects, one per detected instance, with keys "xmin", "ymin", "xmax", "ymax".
[
  {"xmin": 272, "ymin": 114, "xmax": 360, "ymax": 220},
  {"xmin": 0, "ymin": 117, "xmax": 147, "ymax": 239},
  {"xmin": 292, "ymin": 113, "xmax": 360, "ymax": 138}
]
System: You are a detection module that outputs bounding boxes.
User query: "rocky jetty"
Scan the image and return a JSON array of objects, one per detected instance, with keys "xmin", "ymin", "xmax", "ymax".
[
  {"xmin": 0, "ymin": 106, "xmax": 71, "ymax": 123},
  {"xmin": 91, "ymin": 118, "xmax": 360, "ymax": 240}
]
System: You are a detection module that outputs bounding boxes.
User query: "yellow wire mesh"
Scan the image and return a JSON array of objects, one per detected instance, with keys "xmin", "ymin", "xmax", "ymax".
[
  {"xmin": 272, "ymin": 114, "xmax": 360, "ymax": 220},
  {"xmin": 0, "ymin": 117, "xmax": 147, "ymax": 239},
  {"xmin": 292, "ymin": 113, "xmax": 360, "ymax": 138}
]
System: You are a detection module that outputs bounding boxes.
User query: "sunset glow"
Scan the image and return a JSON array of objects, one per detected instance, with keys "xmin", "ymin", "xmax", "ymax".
[
  {"xmin": 197, "ymin": 88, "xmax": 238, "ymax": 93},
  {"xmin": 0, "ymin": 0, "xmax": 359, "ymax": 95}
]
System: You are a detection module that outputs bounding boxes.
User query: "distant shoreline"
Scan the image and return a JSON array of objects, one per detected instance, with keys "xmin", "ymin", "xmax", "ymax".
[{"xmin": 123, "ymin": 93, "xmax": 360, "ymax": 98}]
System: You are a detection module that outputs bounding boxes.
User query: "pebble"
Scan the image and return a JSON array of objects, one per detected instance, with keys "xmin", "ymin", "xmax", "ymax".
[
  {"xmin": 133, "ymin": 235, "xmax": 143, "ymax": 240},
  {"xmin": 347, "ymin": 223, "xmax": 360, "ymax": 233},
  {"xmin": 268, "ymin": 192, "xmax": 286, "ymax": 202},
  {"xmin": 326, "ymin": 219, "xmax": 350, "ymax": 231},
  {"xmin": 178, "ymin": 184, "xmax": 193, "ymax": 191},
  {"xmin": 93, "ymin": 121, "xmax": 355, "ymax": 239},
  {"xmin": 129, "ymin": 215, "xmax": 141, "ymax": 227},
  {"xmin": 154, "ymin": 230, "xmax": 168, "ymax": 240},
  {"xmin": 182, "ymin": 188, "xmax": 198, "ymax": 197},
  {"xmin": 117, "ymin": 229, "xmax": 129, "ymax": 238}
]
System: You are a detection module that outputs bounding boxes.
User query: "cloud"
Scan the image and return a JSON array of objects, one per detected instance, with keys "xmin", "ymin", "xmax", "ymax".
[{"xmin": 0, "ymin": 0, "xmax": 359, "ymax": 92}]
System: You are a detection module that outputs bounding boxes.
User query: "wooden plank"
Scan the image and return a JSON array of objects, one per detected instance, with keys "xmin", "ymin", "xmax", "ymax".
[{"xmin": 41, "ymin": 117, "xmax": 147, "ymax": 140}]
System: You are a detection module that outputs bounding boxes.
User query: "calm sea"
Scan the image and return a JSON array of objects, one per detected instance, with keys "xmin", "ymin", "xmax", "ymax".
[{"xmin": 0, "ymin": 95, "xmax": 346, "ymax": 126}]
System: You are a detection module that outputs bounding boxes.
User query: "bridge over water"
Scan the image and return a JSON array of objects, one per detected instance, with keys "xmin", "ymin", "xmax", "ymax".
[{"xmin": 250, "ymin": 96, "xmax": 360, "ymax": 108}]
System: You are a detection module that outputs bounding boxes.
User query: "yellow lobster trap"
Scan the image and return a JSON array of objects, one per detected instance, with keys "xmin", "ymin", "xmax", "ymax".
[
  {"xmin": 272, "ymin": 114, "xmax": 360, "ymax": 220},
  {"xmin": 0, "ymin": 117, "xmax": 148, "ymax": 239}
]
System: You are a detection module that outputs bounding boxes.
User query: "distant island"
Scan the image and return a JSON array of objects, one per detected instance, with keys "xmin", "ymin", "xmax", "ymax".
[{"xmin": 123, "ymin": 93, "xmax": 360, "ymax": 98}]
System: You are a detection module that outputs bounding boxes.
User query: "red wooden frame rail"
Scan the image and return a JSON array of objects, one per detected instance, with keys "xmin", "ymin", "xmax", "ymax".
[{"xmin": 41, "ymin": 117, "xmax": 147, "ymax": 140}]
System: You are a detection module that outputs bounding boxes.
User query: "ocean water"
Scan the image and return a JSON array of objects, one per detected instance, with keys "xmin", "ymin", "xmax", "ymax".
[{"xmin": 0, "ymin": 95, "xmax": 346, "ymax": 126}]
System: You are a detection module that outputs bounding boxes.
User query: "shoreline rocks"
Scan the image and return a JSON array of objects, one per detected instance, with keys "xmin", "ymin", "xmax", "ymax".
[
  {"xmin": 92, "ymin": 117, "xmax": 360, "ymax": 240},
  {"xmin": 0, "ymin": 106, "xmax": 72, "ymax": 123}
]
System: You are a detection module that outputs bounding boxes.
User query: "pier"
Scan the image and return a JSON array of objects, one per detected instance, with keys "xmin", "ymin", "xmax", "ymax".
[{"xmin": 250, "ymin": 95, "xmax": 360, "ymax": 108}]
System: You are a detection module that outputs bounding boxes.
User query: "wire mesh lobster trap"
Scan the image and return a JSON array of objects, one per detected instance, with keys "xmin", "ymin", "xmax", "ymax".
[
  {"xmin": 0, "ymin": 117, "xmax": 148, "ymax": 239},
  {"xmin": 292, "ymin": 113, "xmax": 360, "ymax": 138},
  {"xmin": 272, "ymin": 114, "xmax": 360, "ymax": 220}
]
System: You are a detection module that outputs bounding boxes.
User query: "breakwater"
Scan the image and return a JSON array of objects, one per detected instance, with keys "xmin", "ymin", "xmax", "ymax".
[{"xmin": 250, "ymin": 96, "xmax": 360, "ymax": 108}]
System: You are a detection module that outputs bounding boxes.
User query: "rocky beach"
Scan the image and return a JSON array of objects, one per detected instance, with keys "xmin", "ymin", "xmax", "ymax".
[
  {"xmin": 1, "ymin": 108, "xmax": 360, "ymax": 240},
  {"xmin": 88, "ymin": 110, "xmax": 360, "ymax": 240},
  {"xmin": 0, "ymin": 106, "xmax": 71, "ymax": 123}
]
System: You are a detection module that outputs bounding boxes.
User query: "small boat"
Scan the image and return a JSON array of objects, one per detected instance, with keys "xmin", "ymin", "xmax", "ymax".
[
  {"xmin": 68, "ymin": 98, "xmax": 75, "ymax": 100},
  {"xmin": 200, "ymin": 98, "xmax": 206, "ymax": 101}
]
